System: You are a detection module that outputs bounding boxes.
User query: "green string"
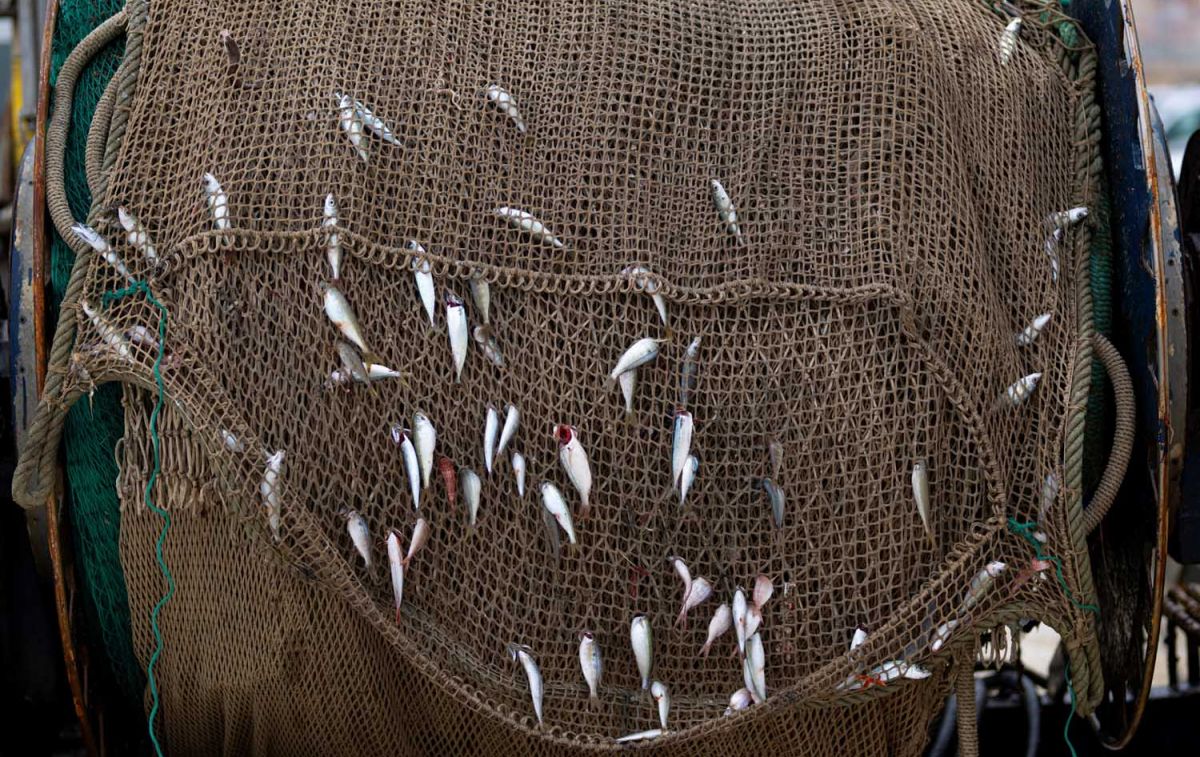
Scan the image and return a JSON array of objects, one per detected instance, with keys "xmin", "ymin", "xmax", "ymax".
[
  {"xmin": 101, "ymin": 280, "xmax": 171, "ymax": 757},
  {"xmin": 1007, "ymin": 517, "xmax": 1096, "ymax": 757}
]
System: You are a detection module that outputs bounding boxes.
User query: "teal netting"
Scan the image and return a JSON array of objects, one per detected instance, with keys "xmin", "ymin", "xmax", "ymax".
[{"xmin": 48, "ymin": 0, "xmax": 142, "ymax": 706}]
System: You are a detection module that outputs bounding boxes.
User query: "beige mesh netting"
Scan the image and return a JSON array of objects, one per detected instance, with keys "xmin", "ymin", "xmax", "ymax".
[{"xmin": 17, "ymin": 0, "xmax": 1112, "ymax": 753}]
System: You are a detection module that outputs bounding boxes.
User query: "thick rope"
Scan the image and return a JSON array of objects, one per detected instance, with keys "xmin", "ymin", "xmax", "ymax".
[
  {"xmin": 85, "ymin": 73, "xmax": 118, "ymax": 198},
  {"xmin": 11, "ymin": 9, "xmax": 127, "ymax": 510},
  {"xmin": 1083, "ymin": 335, "xmax": 1135, "ymax": 534},
  {"xmin": 955, "ymin": 661, "xmax": 979, "ymax": 757}
]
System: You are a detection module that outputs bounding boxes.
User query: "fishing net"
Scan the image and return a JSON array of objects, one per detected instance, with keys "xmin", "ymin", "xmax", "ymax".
[{"xmin": 17, "ymin": 0, "xmax": 1119, "ymax": 752}]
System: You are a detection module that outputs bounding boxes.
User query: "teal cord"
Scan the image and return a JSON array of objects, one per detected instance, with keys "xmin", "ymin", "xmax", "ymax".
[
  {"xmin": 1064, "ymin": 662, "xmax": 1080, "ymax": 757},
  {"xmin": 102, "ymin": 280, "xmax": 171, "ymax": 757}
]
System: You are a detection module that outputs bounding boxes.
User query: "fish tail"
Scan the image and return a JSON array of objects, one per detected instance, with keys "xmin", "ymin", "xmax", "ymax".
[
  {"xmin": 395, "ymin": 607, "xmax": 402, "ymax": 624},
  {"xmin": 662, "ymin": 325, "xmax": 675, "ymax": 341},
  {"xmin": 360, "ymin": 350, "xmax": 383, "ymax": 366},
  {"xmin": 587, "ymin": 693, "xmax": 600, "ymax": 711},
  {"xmin": 578, "ymin": 500, "xmax": 591, "ymax": 520},
  {"xmin": 700, "ymin": 642, "xmax": 710, "ymax": 657}
]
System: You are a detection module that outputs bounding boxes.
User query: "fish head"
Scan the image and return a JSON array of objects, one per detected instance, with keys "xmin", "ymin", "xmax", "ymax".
[
  {"xmin": 650, "ymin": 681, "xmax": 667, "ymax": 700},
  {"xmin": 266, "ymin": 449, "xmax": 285, "ymax": 467},
  {"xmin": 324, "ymin": 194, "xmax": 337, "ymax": 215},
  {"xmin": 444, "ymin": 290, "xmax": 464, "ymax": 307},
  {"xmin": 117, "ymin": 207, "xmax": 135, "ymax": 231},
  {"xmin": 553, "ymin": 424, "xmax": 575, "ymax": 447},
  {"xmin": 389, "ymin": 423, "xmax": 406, "ymax": 445},
  {"xmin": 579, "ymin": 631, "xmax": 594, "ymax": 643},
  {"xmin": 985, "ymin": 561, "xmax": 1007, "ymax": 577},
  {"xmin": 202, "ymin": 173, "xmax": 219, "ymax": 192}
]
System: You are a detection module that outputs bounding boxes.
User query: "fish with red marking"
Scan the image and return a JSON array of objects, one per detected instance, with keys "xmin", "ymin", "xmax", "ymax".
[{"xmin": 554, "ymin": 424, "xmax": 593, "ymax": 518}]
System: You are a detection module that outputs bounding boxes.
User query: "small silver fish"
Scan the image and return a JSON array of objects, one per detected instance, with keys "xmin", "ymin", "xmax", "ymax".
[
  {"xmin": 744, "ymin": 604, "xmax": 762, "ymax": 642},
  {"xmin": 203, "ymin": 173, "xmax": 230, "ymax": 231},
  {"xmin": 81, "ymin": 300, "xmax": 132, "ymax": 360},
  {"xmin": 126, "ymin": 325, "xmax": 161, "ymax": 352},
  {"xmin": 998, "ymin": 17, "xmax": 1022, "ymax": 65},
  {"xmin": 404, "ymin": 517, "xmax": 430, "ymax": 567},
  {"xmin": 873, "ymin": 660, "xmax": 931, "ymax": 682},
  {"xmin": 390, "ymin": 424, "xmax": 422, "ymax": 510},
  {"xmin": 621, "ymin": 265, "xmax": 669, "ymax": 332},
  {"xmin": 610, "ymin": 337, "xmax": 660, "ymax": 382},
  {"xmin": 507, "ymin": 643, "xmax": 544, "ymax": 726},
  {"xmin": 724, "ymin": 688, "xmax": 753, "ymax": 716},
  {"xmin": 335, "ymin": 340, "xmax": 370, "ymax": 386},
  {"xmin": 1038, "ymin": 472, "xmax": 1060, "ymax": 525},
  {"xmin": 1001, "ymin": 373, "xmax": 1042, "ymax": 407},
  {"xmin": 615, "ymin": 730, "xmax": 662, "ymax": 744},
  {"xmin": 700, "ymin": 603, "xmax": 732, "ymax": 657},
  {"xmin": 711, "ymin": 179, "xmax": 741, "ymax": 238},
  {"xmin": 386, "ymin": 530, "xmax": 405, "ymax": 622},
  {"xmin": 260, "ymin": 450, "xmax": 285, "ymax": 540},
  {"xmin": 219, "ymin": 429, "xmax": 244, "ymax": 453},
  {"xmin": 343, "ymin": 508, "xmax": 371, "ymax": 568},
  {"xmin": 618, "ymin": 369, "xmax": 637, "ymax": 417},
  {"xmin": 745, "ymin": 632, "xmax": 766, "ymax": 703},
  {"xmin": 651, "ymin": 681, "xmax": 670, "ymax": 731},
  {"xmin": 912, "ymin": 460, "xmax": 934, "ymax": 547},
  {"xmin": 631, "ymin": 615, "xmax": 654, "ymax": 689},
  {"xmin": 964, "ymin": 561, "xmax": 1007, "ymax": 611},
  {"xmin": 511, "ymin": 451, "xmax": 527, "ymax": 498},
  {"xmin": 473, "ymin": 325, "xmax": 505, "ymax": 368},
  {"xmin": 768, "ymin": 438, "xmax": 784, "ymax": 478},
  {"xmin": 555, "ymin": 424, "xmax": 593, "ymax": 518},
  {"xmin": 335, "ymin": 92, "xmax": 401, "ymax": 145},
  {"xmin": 578, "ymin": 631, "xmax": 602, "ymax": 702},
  {"xmin": 461, "ymin": 468, "xmax": 482, "ymax": 525},
  {"xmin": 337, "ymin": 93, "xmax": 369, "ymax": 162},
  {"xmin": 850, "ymin": 626, "xmax": 868, "ymax": 651},
  {"xmin": 677, "ymin": 576, "xmax": 713, "ymax": 628},
  {"xmin": 469, "ymin": 277, "xmax": 491, "ymax": 325},
  {"xmin": 322, "ymin": 283, "xmax": 379, "ymax": 363},
  {"xmin": 762, "ymin": 477, "xmax": 785, "ymax": 529},
  {"xmin": 931, "ymin": 619, "xmax": 959, "ymax": 653},
  {"xmin": 1044, "ymin": 227, "xmax": 1063, "ymax": 283},
  {"xmin": 679, "ymin": 455, "xmax": 699, "ymax": 507},
  {"xmin": 71, "ymin": 223, "xmax": 134, "ymax": 283},
  {"xmin": 668, "ymin": 555, "xmax": 692, "ymax": 599},
  {"xmin": 494, "ymin": 207, "xmax": 564, "ymax": 248},
  {"xmin": 733, "ymin": 587, "xmax": 748, "ymax": 655},
  {"xmin": 671, "ymin": 409, "xmax": 694, "ymax": 489},
  {"xmin": 327, "ymin": 362, "xmax": 404, "ymax": 387},
  {"xmin": 117, "ymin": 207, "xmax": 157, "ymax": 265},
  {"xmin": 1015, "ymin": 313, "xmax": 1052, "ymax": 347},
  {"xmin": 484, "ymin": 404, "xmax": 499, "ymax": 475},
  {"xmin": 323, "ymin": 194, "xmax": 341, "ymax": 280},
  {"xmin": 540, "ymin": 481, "xmax": 577, "ymax": 545},
  {"xmin": 484, "ymin": 84, "xmax": 527, "ymax": 133},
  {"xmin": 446, "ymin": 291, "xmax": 468, "ymax": 382},
  {"xmin": 1048, "ymin": 206, "xmax": 1089, "ymax": 229},
  {"xmin": 409, "ymin": 244, "xmax": 437, "ymax": 328},
  {"xmin": 497, "ymin": 405, "xmax": 519, "ymax": 457},
  {"xmin": 413, "ymin": 412, "xmax": 437, "ymax": 489},
  {"xmin": 678, "ymin": 336, "xmax": 702, "ymax": 407}
]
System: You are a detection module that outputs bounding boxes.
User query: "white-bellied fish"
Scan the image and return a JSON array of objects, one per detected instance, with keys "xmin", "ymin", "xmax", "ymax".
[
  {"xmin": 724, "ymin": 688, "xmax": 752, "ymax": 716},
  {"xmin": 511, "ymin": 451, "xmax": 527, "ymax": 498},
  {"xmin": 386, "ymin": 530, "xmax": 404, "ymax": 621},
  {"xmin": 203, "ymin": 173, "xmax": 230, "ymax": 231},
  {"xmin": 850, "ymin": 626, "xmax": 869, "ymax": 651},
  {"xmin": 473, "ymin": 325, "xmax": 505, "ymax": 367},
  {"xmin": 117, "ymin": 207, "xmax": 157, "ymax": 265},
  {"xmin": 343, "ymin": 508, "xmax": 371, "ymax": 568},
  {"xmin": 1015, "ymin": 313, "xmax": 1052, "ymax": 347},
  {"xmin": 220, "ymin": 429, "xmax": 244, "ymax": 453},
  {"xmin": 678, "ymin": 336, "xmax": 702, "ymax": 408},
  {"xmin": 461, "ymin": 468, "xmax": 481, "ymax": 525},
  {"xmin": 1037, "ymin": 472, "xmax": 1061, "ymax": 541},
  {"xmin": 733, "ymin": 587, "xmax": 748, "ymax": 655},
  {"xmin": 323, "ymin": 194, "xmax": 341, "ymax": 280},
  {"xmin": 507, "ymin": 643, "xmax": 544, "ymax": 726},
  {"xmin": 260, "ymin": 449, "xmax": 284, "ymax": 540},
  {"xmin": 391, "ymin": 424, "xmax": 422, "ymax": 510},
  {"xmin": 484, "ymin": 84, "xmax": 527, "ymax": 133},
  {"xmin": 618, "ymin": 369, "xmax": 637, "ymax": 417},
  {"xmin": 998, "ymin": 17, "xmax": 1022, "ymax": 65},
  {"xmin": 404, "ymin": 517, "xmax": 430, "ymax": 567},
  {"xmin": 445, "ymin": 291, "xmax": 468, "ymax": 382},
  {"xmin": 700, "ymin": 603, "xmax": 732, "ymax": 657},
  {"xmin": 413, "ymin": 412, "xmax": 437, "ymax": 489},
  {"xmin": 964, "ymin": 561, "xmax": 1007, "ymax": 611},
  {"xmin": 671, "ymin": 409, "xmax": 693, "ymax": 489},
  {"xmin": 931, "ymin": 619, "xmax": 959, "ymax": 653},
  {"xmin": 335, "ymin": 340, "xmax": 370, "ymax": 386},
  {"xmin": 753, "ymin": 574, "xmax": 774, "ymax": 609},
  {"xmin": 677, "ymin": 576, "xmax": 713, "ymax": 628},
  {"xmin": 1048, "ymin": 207, "xmax": 1089, "ymax": 229},
  {"xmin": 554, "ymin": 424, "xmax": 593, "ymax": 518},
  {"xmin": 912, "ymin": 460, "xmax": 934, "ymax": 546},
  {"xmin": 1044, "ymin": 227, "xmax": 1063, "ymax": 283},
  {"xmin": 469, "ymin": 277, "xmax": 491, "ymax": 324},
  {"xmin": 1001, "ymin": 373, "xmax": 1042, "ymax": 407},
  {"xmin": 762, "ymin": 477, "xmax": 785, "ymax": 529},
  {"xmin": 81, "ymin": 300, "xmax": 133, "ymax": 360},
  {"xmin": 540, "ymin": 481, "xmax": 577, "ymax": 545},
  {"xmin": 711, "ymin": 179, "xmax": 741, "ymax": 238},
  {"xmin": 71, "ymin": 223, "xmax": 134, "ymax": 283},
  {"xmin": 494, "ymin": 207, "xmax": 564, "ymax": 249},
  {"xmin": 322, "ymin": 283, "xmax": 379, "ymax": 363},
  {"xmin": 621, "ymin": 265, "xmax": 669, "ymax": 332},
  {"xmin": 497, "ymin": 405, "xmax": 520, "ymax": 457},
  {"xmin": 651, "ymin": 681, "xmax": 670, "ymax": 731},
  {"xmin": 615, "ymin": 730, "xmax": 662, "ymax": 744},
  {"xmin": 409, "ymin": 243, "xmax": 437, "ymax": 328},
  {"xmin": 327, "ymin": 361, "xmax": 404, "ymax": 387},
  {"xmin": 668, "ymin": 555, "xmax": 692, "ymax": 600},
  {"xmin": 337, "ymin": 93, "xmax": 369, "ymax": 162},
  {"xmin": 745, "ymin": 632, "xmax": 766, "ymax": 703},
  {"xmin": 609, "ymin": 337, "xmax": 659, "ymax": 382},
  {"xmin": 679, "ymin": 455, "xmax": 698, "ymax": 507},
  {"xmin": 578, "ymin": 631, "xmax": 602, "ymax": 703},
  {"xmin": 335, "ymin": 92, "xmax": 401, "ymax": 146},
  {"xmin": 631, "ymin": 615, "xmax": 654, "ymax": 689},
  {"xmin": 483, "ymin": 404, "xmax": 499, "ymax": 475}
]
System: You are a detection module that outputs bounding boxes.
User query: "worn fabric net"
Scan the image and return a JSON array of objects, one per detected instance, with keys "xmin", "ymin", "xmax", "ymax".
[{"xmin": 18, "ymin": 0, "xmax": 1112, "ymax": 753}]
